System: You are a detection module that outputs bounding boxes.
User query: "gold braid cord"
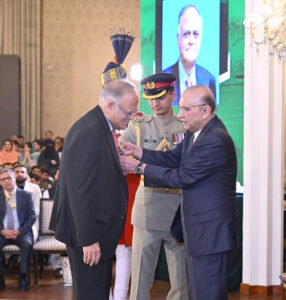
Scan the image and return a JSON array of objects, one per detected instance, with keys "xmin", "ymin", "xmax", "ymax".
[
  {"xmin": 135, "ymin": 122, "xmax": 141, "ymax": 147},
  {"xmin": 156, "ymin": 134, "xmax": 171, "ymax": 152},
  {"xmin": 4, "ymin": 191, "xmax": 16, "ymax": 209}
]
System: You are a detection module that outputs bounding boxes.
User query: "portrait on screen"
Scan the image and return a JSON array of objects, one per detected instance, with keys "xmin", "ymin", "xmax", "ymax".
[{"xmin": 158, "ymin": 0, "xmax": 223, "ymax": 106}]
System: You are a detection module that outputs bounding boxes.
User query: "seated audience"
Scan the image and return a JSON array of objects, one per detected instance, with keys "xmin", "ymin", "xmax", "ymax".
[
  {"xmin": 29, "ymin": 173, "xmax": 49, "ymax": 198},
  {"xmin": 0, "ymin": 168, "xmax": 36, "ymax": 291},
  {"xmin": 40, "ymin": 168, "xmax": 56, "ymax": 199},
  {"xmin": 32, "ymin": 140, "xmax": 42, "ymax": 163},
  {"xmin": 10, "ymin": 135, "xmax": 19, "ymax": 144},
  {"xmin": 44, "ymin": 130, "xmax": 53, "ymax": 142},
  {"xmin": 30, "ymin": 166, "xmax": 55, "ymax": 198},
  {"xmin": 13, "ymin": 165, "xmax": 41, "ymax": 242},
  {"xmin": 38, "ymin": 141, "xmax": 59, "ymax": 177},
  {"xmin": 17, "ymin": 135, "xmax": 25, "ymax": 146},
  {"xmin": 2, "ymin": 162, "xmax": 14, "ymax": 170},
  {"xmin": 19, "ymin": 142, "xmax": 37, "ymax": 168},
  {"xmin": 16, "ymin": 144, "xmax": 24, "ymax": 158},
  {"xmin": 54, "ymin": 137, "xmax": 64, "ymax": 160},
  {"xmin": 0, "ymin": 139, "xmax": 19, "ymax": 165}
]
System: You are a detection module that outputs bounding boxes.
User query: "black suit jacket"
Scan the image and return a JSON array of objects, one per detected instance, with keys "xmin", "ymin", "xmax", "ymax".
[
  {"xmin": 0, "ymin": 188, "xmax": 36, "ymax": 236},
  {"xmin": 142, "ymin": 116, "xmax": 239, "ymax": 256},
  {"xmin": 49, "ymin": 105, "xmax": 128, "ymax": 259},
  {"xmin": 163, "ymin": 61, "xmax": 216, "ymax": 105}
]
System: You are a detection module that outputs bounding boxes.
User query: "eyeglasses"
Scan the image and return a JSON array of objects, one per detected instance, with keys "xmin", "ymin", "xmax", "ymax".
[
  {"xmin": 115, "ymin": 103, "xmax": 138, "ymax": 119},
  {"xmin": 179, "ymin": 104, "xmax": 206, "ymax": 113}
]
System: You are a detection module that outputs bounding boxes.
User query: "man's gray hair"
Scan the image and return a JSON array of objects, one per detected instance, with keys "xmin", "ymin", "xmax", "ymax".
[
  {"xmin": 99, "ymin": 80, "xmax": 136, "ymax": 104},
  {"xmin": 0, "ymin": 168, "xmax": 15, "ymax": 178},
  {"xmin": 177, "ymin": 5, "xmax": 202, "ymax": 36}
]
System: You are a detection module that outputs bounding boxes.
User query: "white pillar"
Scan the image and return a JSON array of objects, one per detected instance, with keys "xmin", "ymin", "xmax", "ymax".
[{"xmin": 243, "ymin": 0, "xmax": 285, "ymax": 290}]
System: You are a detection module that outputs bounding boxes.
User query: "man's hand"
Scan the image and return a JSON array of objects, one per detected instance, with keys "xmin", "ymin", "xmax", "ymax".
[
  {"xmin": 9, "ymin": 230, "xmax": 20, "ymax": 239},
  {"xmin": 119, "ymin": 155, "xmax": 146, "ymax": 175},
  {"xmin": 1, "ymin": 229, "xmax": 20, "ymax": 239},
  {"xmin": 119, "ymin": 142, "xmax": 143, "ymax": 159},
  {"xmin": 83, "ymin": 242, "xmax": 101, "ymax": 266}
]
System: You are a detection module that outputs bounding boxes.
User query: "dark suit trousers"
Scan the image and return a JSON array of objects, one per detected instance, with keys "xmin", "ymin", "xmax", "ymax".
[
  {"xmin": 0, "ymin": 232, "xmax": 33, "ymax": 275},
  {"xmin": 186, "ymin": 251, "xmax": 230, "ymax": 300},
  {"xmin": 67, "ymin": 245, "xmax": 113, "ymax": 300}
]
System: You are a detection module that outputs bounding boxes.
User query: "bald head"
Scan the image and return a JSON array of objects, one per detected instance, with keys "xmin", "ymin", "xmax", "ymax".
[
  {"xmin": 183, "ymin": 85, "xmax": 215, "ymax": 112},
  {"xmin": 178, "ymin": 85, "xmax": 215, "ymax": 132}
]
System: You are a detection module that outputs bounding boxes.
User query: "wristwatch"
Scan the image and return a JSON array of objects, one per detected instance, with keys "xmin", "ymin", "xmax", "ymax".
[{"xmin": 135, "ymin": 162, "xmax": 144, "ymax": 176}]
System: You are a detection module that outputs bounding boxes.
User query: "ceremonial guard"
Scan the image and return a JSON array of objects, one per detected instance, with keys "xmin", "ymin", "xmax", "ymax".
[{"xmin": 119, "ymin": 73, "xmax": 188, "ymax": 300}]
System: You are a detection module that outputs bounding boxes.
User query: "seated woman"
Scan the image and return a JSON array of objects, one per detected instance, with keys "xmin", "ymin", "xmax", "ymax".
[
  {"xmin": 19, "ymin": 142, "xmax": 37, "ymax": 168},
  {"xmin": 0, "ymin": 139, "xmax": 19, "ymax": 165}
]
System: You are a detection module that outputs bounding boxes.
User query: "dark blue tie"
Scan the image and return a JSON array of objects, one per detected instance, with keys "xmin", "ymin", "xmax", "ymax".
[{"xmin": 187, "ymin": 134, "xmax": 195, "ymax": 152}]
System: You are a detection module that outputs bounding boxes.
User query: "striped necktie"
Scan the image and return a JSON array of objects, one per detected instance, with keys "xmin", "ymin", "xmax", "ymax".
[
  {"xmin": 186, "ymin": 76, "xmax": 192, "ymax": 88},
  {"xmin": 112, "ymin": 130, "xmax": 119, "ymax": 152}
]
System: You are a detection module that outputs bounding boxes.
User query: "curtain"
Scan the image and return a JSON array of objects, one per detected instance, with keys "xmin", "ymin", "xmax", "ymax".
[{"xmin": 0, "ymin": 0, "xmax": 41, "ymax": 140}]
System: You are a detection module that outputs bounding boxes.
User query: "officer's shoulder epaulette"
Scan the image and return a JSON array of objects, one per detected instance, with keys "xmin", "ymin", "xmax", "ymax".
[{"xmin": 131, "ymin": 112, "xmax": 152, "ymax": 124}]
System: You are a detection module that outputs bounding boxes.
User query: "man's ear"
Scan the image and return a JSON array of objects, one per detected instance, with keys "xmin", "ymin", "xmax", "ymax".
[
  {"xmin": 202, "ymin": 105, "xmax": 211, "ymax": 118},
  {"xmin": 106, "ymin": 99, "xmax": 114, "ymax": 111}
]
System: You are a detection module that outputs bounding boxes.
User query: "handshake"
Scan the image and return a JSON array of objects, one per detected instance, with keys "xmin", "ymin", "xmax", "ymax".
[{"xmin": 118, "ymin": 142, "xmax": 146, "ymax": 175}]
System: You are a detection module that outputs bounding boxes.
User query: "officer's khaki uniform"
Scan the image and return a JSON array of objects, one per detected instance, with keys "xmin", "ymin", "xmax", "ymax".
[{"xmin": 120, "ymin": 113, "xmax": 188, "ymax": 300}]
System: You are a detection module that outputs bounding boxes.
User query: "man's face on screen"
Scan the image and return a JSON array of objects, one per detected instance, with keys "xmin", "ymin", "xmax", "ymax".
[{"xmin": 177, "ymin": 7, "xmax": 202, "ymax": 67}]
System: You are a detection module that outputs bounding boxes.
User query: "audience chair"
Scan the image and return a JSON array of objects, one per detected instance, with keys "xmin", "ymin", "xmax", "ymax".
[{"xmin": 33, "ymin": 198, "xmax": 66, "ymax": 286}]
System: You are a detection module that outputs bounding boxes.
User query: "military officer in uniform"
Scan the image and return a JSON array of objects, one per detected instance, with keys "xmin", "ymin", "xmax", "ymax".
[{"xmin": 119, "ymin": 73, "xmax": 188, "ymax": 300}]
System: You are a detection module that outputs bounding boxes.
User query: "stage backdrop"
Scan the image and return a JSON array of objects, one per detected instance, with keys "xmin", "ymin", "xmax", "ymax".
[{"xmin": 140, "ymin": 0, "xmax": 244, "ymax": 184}]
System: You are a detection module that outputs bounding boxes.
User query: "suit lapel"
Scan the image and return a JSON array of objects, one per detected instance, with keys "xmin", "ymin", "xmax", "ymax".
[
  {"xmin": 0, "ymin": 191, "xmax": 6, "ymax": 222},
  {"xmin": 195, "ymin": 115, "xmax": 219, "ymax": 144},
  {"xmin": 180, "ymin": 116, "xmax": 219, "ymax": 164},
  {"xmin": 94, "ymin": 106, "xmax": 126, "ymax": 181},
  {"xmin": 16, "ymin": 189, "xmax": 21, "ymax": 220}
]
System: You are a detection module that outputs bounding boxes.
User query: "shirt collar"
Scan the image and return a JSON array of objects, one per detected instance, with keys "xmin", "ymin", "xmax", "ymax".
[
  {"xmin": 4, "ymin": 187, "xmax": 17, "ymax": 197},
  {"xmin": 193, "ymin": 128, "xmax": 202, "ymax": 143},
  {"xmin": 102, "ymin": 110, "xmax": 114, "ymax": 131}
]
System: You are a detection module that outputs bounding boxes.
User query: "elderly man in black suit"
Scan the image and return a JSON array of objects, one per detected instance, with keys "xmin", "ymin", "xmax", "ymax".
[
  {"xmin": 119, "ymin": 85, "xmax": 238, "ymax": 300},
  {"xmin": 0, "ymin": 168, "xmax": 36, "ymax": 291},
  {"xmin": 49, "ymin": 79, "xmax": 138, "ymax": 300}
]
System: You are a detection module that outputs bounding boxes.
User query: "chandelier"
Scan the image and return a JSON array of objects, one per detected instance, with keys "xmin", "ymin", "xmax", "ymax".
[{"xmin": 243, "ymin": 0, "xmax": 286, "ymax": 61}]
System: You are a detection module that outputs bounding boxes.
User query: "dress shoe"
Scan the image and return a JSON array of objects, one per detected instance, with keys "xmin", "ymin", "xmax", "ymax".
[
  {"xmin": 19, "ymin": 276, "xmax": 29, "ymax": 291},
  {"xmin": 0, "ymin": 277, "xmax": 5, "ymax": 290},
  {"xmin": 55, "ymin": 267, "xmax": 63, "ymax": 278}
]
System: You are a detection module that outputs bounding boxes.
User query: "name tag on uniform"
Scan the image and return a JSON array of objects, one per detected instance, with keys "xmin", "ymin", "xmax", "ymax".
[{"xmin": 144, "ymin": 139, "xmax": 157, "ymax": 144}]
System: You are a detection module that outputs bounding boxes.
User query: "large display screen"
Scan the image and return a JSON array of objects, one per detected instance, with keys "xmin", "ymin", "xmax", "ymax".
[
  {"xmin": 155, "ymin": 0, "xmax": 229, "ymax": 105},
  {"xmin": 140, "ymin": 0, "xmax": 244, "ymax": 183}
]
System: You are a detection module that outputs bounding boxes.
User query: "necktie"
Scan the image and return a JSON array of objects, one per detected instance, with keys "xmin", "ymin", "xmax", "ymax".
[
  {"xmin": 186, "ymin": 76, "xmax": 192, "ymax": 88},
  {"xmin": 5, "ymin": 192, "xmax": 15, "ymax": 230},
  {"xmin": 187, "ymin": 134, "xmax": 195, "ymax": 152},
  {"xmin": 112, "ymin": 130, "xmax": 119, "ymax": 152}
]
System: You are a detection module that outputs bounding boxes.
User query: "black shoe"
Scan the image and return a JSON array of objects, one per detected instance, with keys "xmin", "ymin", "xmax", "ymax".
[
  {"xmin": 54, "ymin": 267, "xmax": 63, "ymax": 278},
  {"xmin": 19, "ymin": 276, "xmax": 29, "ymax": 291},
  {"xmin": 0, "ymin": 277, "xmax": 5, "ymax": 290}
]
